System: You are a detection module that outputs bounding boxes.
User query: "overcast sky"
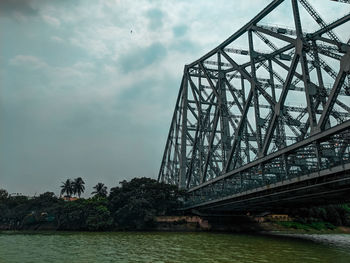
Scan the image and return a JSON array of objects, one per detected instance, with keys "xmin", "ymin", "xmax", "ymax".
[{"xmin": 0, "ymin": 0, "xmax": 347, "ymax": 197}]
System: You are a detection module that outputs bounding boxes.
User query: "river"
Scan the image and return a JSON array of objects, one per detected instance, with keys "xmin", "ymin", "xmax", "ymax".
[{"xmin": 0, "ymin": 231, "xmax": 349, "ymax": 263}]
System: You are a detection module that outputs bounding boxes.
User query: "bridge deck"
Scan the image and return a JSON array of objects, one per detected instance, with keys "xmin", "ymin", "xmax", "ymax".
[{"xmin": 184, "ymin": 163, "xmax": 350, "ymax": 212}]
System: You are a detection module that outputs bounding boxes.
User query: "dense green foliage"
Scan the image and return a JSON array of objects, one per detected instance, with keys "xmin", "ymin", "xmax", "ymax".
[
  {"xmin": 0, "ymin": 178, "xmax": 184, "ymax": 231},
  {"xmin": 276, "ymin": 221, "xmax": 336, "ymax": 231},
  {"xmin": 58, "ymin": 197, "xmax": 113, "ymax": 231},
  {"xmin": 287, "ymin": 204, "xmax": 350, "ymax": 227},
  {"xmin": 2, "ymin": 177, "xmax": 349, "ymax": 232},
  {"xmin": 108, "ymin": 177, "xmax": 185, "ymax": 230},
  {"xmin": 272, "ymin": 204, "xmax": 350, "ymax": 231}
]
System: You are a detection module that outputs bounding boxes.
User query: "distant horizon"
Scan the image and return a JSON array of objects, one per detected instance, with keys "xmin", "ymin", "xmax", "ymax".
[{"xmin": 3, "ymin": 175, "xmax": 149, "ymax": 198}]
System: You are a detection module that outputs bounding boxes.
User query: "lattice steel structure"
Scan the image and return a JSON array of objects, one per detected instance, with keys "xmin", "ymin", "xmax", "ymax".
[{"xmin": 158, "ymin": 0, "xmax": 350, "ymax": 210}]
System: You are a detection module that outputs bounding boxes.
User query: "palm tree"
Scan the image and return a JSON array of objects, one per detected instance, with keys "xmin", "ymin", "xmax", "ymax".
[
  {"xmin": 91, "ymin": 183, "xmax": 108, "ymax": 197},
  {"xmin": 60, "ymin": 179, "xmax": 73, "ymax": 197},
  {"xmin": 73, "ymin": 177, "xmax": 85, "ymax": 198}
]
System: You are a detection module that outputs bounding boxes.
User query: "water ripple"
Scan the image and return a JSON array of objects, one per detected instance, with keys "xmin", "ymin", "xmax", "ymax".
[{"xmin": 0, "ymin": 232, "xmax": 349, "ymax": 263}]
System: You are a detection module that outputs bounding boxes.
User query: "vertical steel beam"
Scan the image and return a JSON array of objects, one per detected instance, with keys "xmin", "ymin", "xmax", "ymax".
[
  {"xmin": 262, "ymin": 53, "xmax": 299, "ymax": 155},
  {"xmin": 248, "ymin": 30, "xmax": 263, "ymax": 156},
  {"xmin": 158, "ymin": 76, "xmax": 184, "ymax": 182},
  {"xmin": 292, "ymin": 0, "xmax": 317, "ymax": 132},
  {"xmin": 218, "ymin": 52, "xmax": 231, "ymax": 165},
  {"xmin": 179, "ymin": 71, "xmax": 189, "ymax": 188},
  {"xmin": 201, "ymin": 106, "xmax": 220, "ymax": 183},
  {"xmin": 241, "ymin": 76, "xmax": 251, "ymax": 163},
  {"xmin": 268, "ymin": 59, "xmax": 284, "ymax": 149},
  {"xmin": 318, "ymin": 61, "xmax": 348, "ymax": 130}
]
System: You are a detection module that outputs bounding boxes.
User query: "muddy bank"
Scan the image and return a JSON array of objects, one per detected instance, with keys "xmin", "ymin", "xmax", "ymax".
[
  {"xmin": 155, "ymin": 215, "xmax": 350, "ymax": 234},
  {"xmin": 1, "ymin": 215, "xmax": 350, "ymax": 234}
]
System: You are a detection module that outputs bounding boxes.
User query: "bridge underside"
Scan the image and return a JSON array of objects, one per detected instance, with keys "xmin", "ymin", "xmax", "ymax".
[
  {"xmin": 186, "ymin": 165, "xmax": 350, "ymax": 212},
  {"xmin": 158, "ymin": 0, "xmax": 350, "ymax": 211}
]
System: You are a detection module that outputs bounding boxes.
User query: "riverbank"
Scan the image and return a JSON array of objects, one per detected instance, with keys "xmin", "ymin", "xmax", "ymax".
[
  {"xmin": 258, "ymin": 222, "xmax": 350, "ymax": 234},
  {"xmin": 2, "ymin": 215, "xmax": 350, "ymax": 235},
  {"xmin": 154, "ymin": 215, "xmax": 350, "ymax": 234}
]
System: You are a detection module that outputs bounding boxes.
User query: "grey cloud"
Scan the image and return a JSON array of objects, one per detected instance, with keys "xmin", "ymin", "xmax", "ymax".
[
  {"xmin": 0, "ymin": 0, "xmax": 38, "ymax": 17},
  {"xmin": 171, "ymin": 39, "xmax": 196, "ymax": 53},
  {"xmin": 2, "ymin": 0, "xmax": 294, "ymax": 196},
  {"xmin": 119, "ymin": 42, "xmax": 167, "ymax": 73},
  {"xmin": 0, "ymin": 70, "xmax": 167, "ymax": 195},
  {"xmin": 0, "ymin": 0, "xmax": 83, "ymax": 19},
  {"xmin": 146, "ymin": 8, "xmax": 164, "ymax": 30},
  {"xmin": 173, "ymin": 25, "xmax": 188, "ymax": 37}
]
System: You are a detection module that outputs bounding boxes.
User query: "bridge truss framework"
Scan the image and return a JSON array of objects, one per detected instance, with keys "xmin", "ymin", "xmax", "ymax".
[{"xmin": 158, "ymin": 0, "xmax": 350, "ymax": 211}]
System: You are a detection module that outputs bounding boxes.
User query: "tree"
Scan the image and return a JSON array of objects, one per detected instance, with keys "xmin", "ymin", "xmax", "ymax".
[
  {"xmin": 73, "ymin": 177, "xmax": 85, "ymax": 198},
  {"xmin": 0, "ymin": 189, "xmax": 8, "ymax": 200},
  {"xmin": 108, "ymin": 177, "xmax": 185, "ymax": 229},
  {"xmin": 60, "ymin": 179, "xmax": 73, "ymax": 198},
  {"xmin": 91, "ymin": 183, "xmax": 108, "ymax": 198},
  {"xmin": 85, "ymin": 198, "xmax": 113, "ymax": 231},
  {"xmin": 58, "ymin": 199, "xmax": 87, "ymax": 230}
]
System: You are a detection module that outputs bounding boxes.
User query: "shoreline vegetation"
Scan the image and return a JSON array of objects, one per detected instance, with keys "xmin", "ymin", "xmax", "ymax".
[
  {"xmin": 0, "ymin": 178, "xmax": 185, "ymax": 231},
  {"xmin": 1, "ymin": 177, "xmax": 350, "ymax": 234}
]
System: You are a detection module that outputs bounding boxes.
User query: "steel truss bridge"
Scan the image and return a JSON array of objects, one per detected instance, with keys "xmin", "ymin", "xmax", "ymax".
[{"xmin": 158, "ymin": 0, "xmax": 350, "ymax": 212}]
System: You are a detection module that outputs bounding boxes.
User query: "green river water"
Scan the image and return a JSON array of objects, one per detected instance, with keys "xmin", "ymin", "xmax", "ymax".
[{"xmin": 0, "ymin": 232, "xmax": 349, "ymax": 263}]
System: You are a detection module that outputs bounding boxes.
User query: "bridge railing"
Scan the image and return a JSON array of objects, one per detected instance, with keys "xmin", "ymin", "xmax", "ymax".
[{"xmin": 184, "ymin": 124, "xmax": 350, "ymax": 208}]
